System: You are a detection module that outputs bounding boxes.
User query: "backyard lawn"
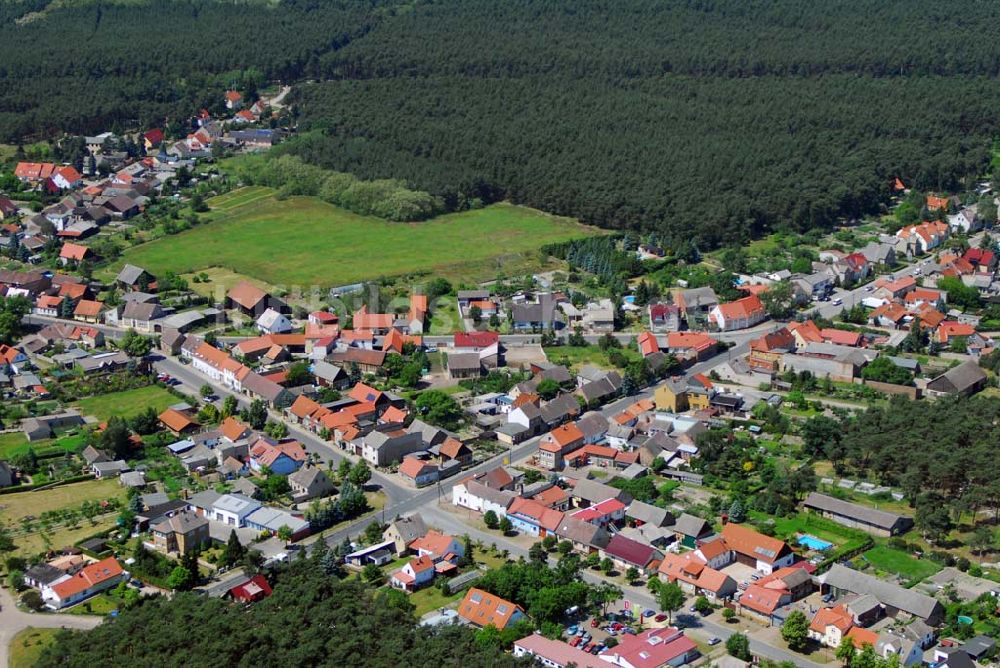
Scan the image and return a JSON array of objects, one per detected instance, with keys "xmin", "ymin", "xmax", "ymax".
[
  {"xmin": 9, "ymin": 628, "xmax": 62, "ymax": 668},
  {"xmin": 73, "ymin": 386, "xmax": 178, "ymax": 421},
  {"xmin": 862, "ymin": 545, "xmax": 941, "ymax": 582},
  {"xmin": 543, "ymin": 344, "xmax": 641, "ymax": 371},
  {"xmin": 409, "ymin": 584, "xmax": 464, "ymax": 617},
  {"xmin": 118, "ymin": 192, "xmax": 601, "ymax": 287},
  {"xmin": 65, "ymin": 592, "xmax": 122, "ymax": 615}
]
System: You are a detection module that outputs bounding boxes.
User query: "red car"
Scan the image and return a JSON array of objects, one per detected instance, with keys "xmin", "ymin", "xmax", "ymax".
[
  {"xmin": 569, "ymin": 637, "xmax": 582, "ymax": 648},
  {"xmin": 612, "ymin": 622, "xmax": 624, "ymax": 631},
  {"xmin": 590, "ymin": 619, "xmax": 599, "ymax": 628},
  {"xmin": 654, "ymin": 614, "xmax": 668, "ymax": 623},
  {"xmin": 582, "ymin": 643, "xmax": 594, "ymax": 653}
]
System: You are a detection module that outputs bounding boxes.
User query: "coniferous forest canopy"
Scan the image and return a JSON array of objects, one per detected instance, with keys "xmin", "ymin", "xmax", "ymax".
[{"xmin": 1, "ymin": 0, "xmax": 1000, "ymax": 243}]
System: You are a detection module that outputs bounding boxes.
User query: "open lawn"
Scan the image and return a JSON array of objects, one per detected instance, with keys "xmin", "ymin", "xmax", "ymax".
[
  {"xmin": 862, "ymin": 545, "xmax": 941, "ymax": 582},
  {"xmin": 10, "ymin": 628, "xmax": 62, "ymax": 668},
  {"xmin": 118, "ymin": 193, "xmax": 601, "ymax": 287},
  {"xmin": 73, "ymin": 385, "xmax": 177, "ymax": 421}
]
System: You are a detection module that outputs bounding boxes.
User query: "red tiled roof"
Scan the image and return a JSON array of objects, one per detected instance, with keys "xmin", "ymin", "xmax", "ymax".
[
  {"xmin": 665, "ymin": 331, "xmax": 717, "ymax": 353},
  {"xmin": 820, "ymin": 328, "xmax": 863, "ymax": 347},
  {"xmin": 59, "ymin": 242, "xmax": 91, "ymax": 261},
  {"xmin": 50, "ymin": 557, "xmax": 123, "ymax": 600},
  {"xmin": 457, "ymin": 588, "xmax": 525, "ymax": 629},
  {"xmin": 713, "ymin": 295, "xmax": 764, "ymax": 322},
  {"xmin": 454, "ymin": 331, "xmax": 499, "ymax": 348},
  {"xmin": 159, "ymin": 408, "xmax": 197, "ymax": 433},
  {"xmin": 637, "ymin": 331, "xmax": 659, "ymax": 356},
  {"xmin": 720, "ymin": 523, "xmax": 789, "ymax": 565},
  {"xmin": 73, "ymin": 299, "xmax": 104, "ymax": 318}
]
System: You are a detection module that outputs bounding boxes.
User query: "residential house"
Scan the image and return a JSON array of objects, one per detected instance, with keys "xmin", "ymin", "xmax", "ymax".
[
  {"xmin": 506, "ymin": 497, "xmax": 565, "ymax": 537},
  {"xmin": 457, "ymin": 588, "xmax": 526, "ymax": 629},
  {"xmin": 513, "ymin": 633, "xmax": 607, "ymax": 668},
  {"xmin": 158, "ymin": 408, "xmax": 199, "ymax": 436},
  {"xmin": 896, "ymin": 221, "xmax": 949, "ymax": 254},
  {"xmin": 120, "ymin": 301, "xmax": 163, "ymax": 333},
  {"xmin": 537, "ymin": 422, "xmax": 584, "ymax": 470},
  {"xmin": 249, "ymin": 438, "xmax": 307, "ymax": 475},
  {"xmin": 649, "ymin": 302, "xmax": 681, "ymax": 331},
  {"xmin": 553, "ymin": 516, "xmax": 611, "ymax": 554},
  {"xmin": 803, "ymin": 492, "xmax": 913, "ymax": 537},
  {"xmin": 719, "ymin": 522, "xmax": 795, "ymax": 574},
  {"xmin": 288, "ymin": 466, "xmax": 336, "ymax": 502},
  {"xmin": 601, "ymin": 534, "xmax": 663, "ymax": 574},
  {"xmin": 447, "ymin": 352, "xmax": 483, "ymax": 379},
  {"xmin": 356, "ymin": 428, "xmax": 424, "ymax": 467},
  {"xmin": 390, "ymin": 555, "xmax": 436, "ymax": 591},
  {"xmin": 859, "ymin": 242, "xmax": 896, "ymax": 267},
  {"xmin": 383, "ymin": 513, "xmax": 428, "ymax": 554},
  {"xmin": 256, "ymin": 308, "xmax": 292, "ymax": 334},
  {"xmin": 674, "ymin": 287, "xmax": 718, "ymax": 322},
  {"xmin": 511, "ymin": 294, "xmax": 561, "ymax": 331},
  {"xmin": 709, "ymin": 294, "xmax": 766, "ymax": 331},
  {"xmin": 659, "ymin": 552, "xmax": 737, "ymax": 600},
  {"xmin": 43, "ymin": 557, "xmax": 124, "ymax": 610},
  {"xmin": 151, "ymin": 510, "xmax": 210, "ymax": 554},
  {"xmin": 948, "ymin": 206, "xmax": 981, "ymax": 234},
  {"xmin": 809, "ymin": 605, "xmax": 856, "ymax": 648},
  {"xmin": 749, "ymin": 328, "xmax": 796, "ymax": 373},
  {"xmin": 599, "ymin": 627, "xmax": 698, "ymax": 668},
  {"xmin": 399, "ymin": 457, "xmax": 439, "ymax": 487},
  {"xmin": 452, "ymin": 478, "xmax": 516, "ymax": 517}
]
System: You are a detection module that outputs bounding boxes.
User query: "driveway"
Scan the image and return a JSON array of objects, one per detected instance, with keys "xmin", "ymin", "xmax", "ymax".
[{"xmin": 0, "ymin": 586, "xmax": 103, "ymax": 667}]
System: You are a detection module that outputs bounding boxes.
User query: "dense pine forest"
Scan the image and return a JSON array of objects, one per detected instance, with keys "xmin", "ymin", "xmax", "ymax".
[
  {"xmin": 2, "ymin": 0, "xmax": 1000, "ymax": 242},
  {"xmin": 36, "ymin": 558, "xmax": 526, "ymax": 667}
]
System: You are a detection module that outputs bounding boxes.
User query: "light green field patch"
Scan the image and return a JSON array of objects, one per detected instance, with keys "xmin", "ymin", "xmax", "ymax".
[{"xmin": 119, "ymin": 195, "xmax": 601, "ymax": 287}]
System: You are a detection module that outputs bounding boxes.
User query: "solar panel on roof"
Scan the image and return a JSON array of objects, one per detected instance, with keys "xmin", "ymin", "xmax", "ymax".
[{"xmin": 755, "ymin": 547, "xmax": 776, "ymax": 558}]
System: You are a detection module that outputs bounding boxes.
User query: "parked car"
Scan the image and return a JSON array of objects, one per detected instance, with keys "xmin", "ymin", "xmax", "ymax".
[
  {"xmin": 570, "ymin": 637, "xmax": 582, "ymax": 647},
  {"xmin": 654, "ymin": 614, "xmax": 668, "ymax": 623},
  {"xmin": 590, "ymin": 618, "xmax": 599, "ymax": 628},
  {"xmin": 642, "ymin": 609, "xmax": 655, "ymax": 618},
  {"xmin": 708, "ymin": 637, "xmax": 721, "ymax": 646}
]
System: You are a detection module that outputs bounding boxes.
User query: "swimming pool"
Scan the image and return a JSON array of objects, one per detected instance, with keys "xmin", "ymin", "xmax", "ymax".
[{"xmin": 798, "ymin": 534, "xmax": 834, "ymax": 551}]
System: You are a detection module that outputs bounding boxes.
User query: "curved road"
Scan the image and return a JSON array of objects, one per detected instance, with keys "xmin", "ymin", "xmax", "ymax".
[{"xmin": 0, "ymin": 586, "xmax": 103, "ymax": 667}]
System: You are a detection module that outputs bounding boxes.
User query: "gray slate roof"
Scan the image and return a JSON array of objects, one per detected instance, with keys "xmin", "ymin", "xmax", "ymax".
[
  {"xmin": 625, "ymin": 500, "xmax": 674, "ymax": 527},
  {"xmin": 821, "ymin": 564, "xmax": 943, "ymax": 621},
  {"xmin": 803, "ymin": 492, "xmax": 911, "ymax": 531}
]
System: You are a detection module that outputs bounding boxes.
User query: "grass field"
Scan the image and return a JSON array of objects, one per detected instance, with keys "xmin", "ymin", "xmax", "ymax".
[
  {"xmin": 73, "ymin": 386, "xmax": 177, "ymax": 421},
  {"xmin": 183, "ymin": 266, "xmax": 273, "ymax": 300},
  {"xmin": 862, "ymin": 545, "xmax": 941, "ymax": 582},
  {"xmin": 9, "ymin": 628, "xmax": 62, "ymax": 668},
  {"xmin": 1, "ymin": 478, "xmax": 124, "ymax": 520},
  {"xmin": 118, "ymin": 190, "xmax": 601, "ymax": 287},
  {"xmin": 0, "ymin": 432, "xmax": 88, "ymax": 459}
]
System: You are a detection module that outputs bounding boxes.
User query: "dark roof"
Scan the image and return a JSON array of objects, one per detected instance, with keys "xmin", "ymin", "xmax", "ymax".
[
  {"xmin": 603, "ymin": 534, "xmax": 660, "ymax": 566},
  {"xmin": 927, "ymin": 359, "xmax": 987, "ymax": 395},
  {"xmin": 803, "ymin": 492, "xmax": 911, "ymax": 531}
]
